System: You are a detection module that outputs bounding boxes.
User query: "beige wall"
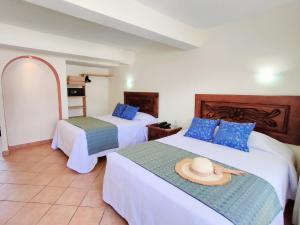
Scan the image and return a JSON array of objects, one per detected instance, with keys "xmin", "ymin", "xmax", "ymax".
[
  {"xmin": 108, "ymin": 2, "xmax": 300, "ymax": 170},
  {"xmin": 0, "ymin": 48, "xmax": 68, "ymax": 151},
  {"xmin": 109, "ymin": 2, "xmax": 300, "ymax": 128},
  {"xmin": 0, "ymin": 48, "xmax": 113, "ymax": 151},
  {"xmin": 2, "ymin": 58, "xmax": 59, "ymax": 146}
]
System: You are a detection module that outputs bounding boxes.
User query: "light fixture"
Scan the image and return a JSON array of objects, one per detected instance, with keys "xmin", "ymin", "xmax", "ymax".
[
  {"xmin": 126, "ymin": 76, "xmax": 134, "ymax": 89},
  {"xmin": 255, "ymin": 66, "xmax": 280, "ymax": 85}
]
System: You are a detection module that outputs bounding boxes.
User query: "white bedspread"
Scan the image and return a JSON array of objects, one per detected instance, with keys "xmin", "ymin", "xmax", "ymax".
[
  {"xmin": 103, "ymin": 130, "xmax": 297, "ymax": 225},
  {"xmin": 52, "ymin": 114, "xmax": 156, "ymax": 173}
]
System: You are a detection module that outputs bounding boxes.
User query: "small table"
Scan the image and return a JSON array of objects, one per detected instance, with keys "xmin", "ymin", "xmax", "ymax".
[{"xmin": 147, "ymin": 123, "xmax": 182, "ymax": 141}]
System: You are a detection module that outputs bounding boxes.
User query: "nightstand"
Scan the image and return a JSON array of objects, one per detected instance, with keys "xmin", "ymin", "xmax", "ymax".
[{"xmin": 147, "ymin": 123, "xmax": 182, "ymax": 141}]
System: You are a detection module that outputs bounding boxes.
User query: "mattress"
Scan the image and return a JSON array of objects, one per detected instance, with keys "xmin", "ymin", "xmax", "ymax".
[
  {"xmin": 52, "ymin": 114, "xmax": 157, "ymax": 173},
  {"xmin": 103, "ymin": 130, "xmax": 297, "ymax": 225}
]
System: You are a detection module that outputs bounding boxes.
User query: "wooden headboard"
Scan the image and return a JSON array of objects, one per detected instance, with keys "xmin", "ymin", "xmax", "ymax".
[
  {"xmin": 195, "ymin": 94, "xmax": 300, "ymax": 145},
  {"xmin": 124, "ymin": 92, "xmax": 159, "ymax": 118}
]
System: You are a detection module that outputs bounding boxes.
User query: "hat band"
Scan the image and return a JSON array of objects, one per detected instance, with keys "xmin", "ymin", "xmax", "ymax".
[{"xmin": 189, "ymin": 165, "xmax": 214, "ymax": 177}]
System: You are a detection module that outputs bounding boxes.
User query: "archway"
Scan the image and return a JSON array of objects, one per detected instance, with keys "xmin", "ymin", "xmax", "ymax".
[{"xmin": 1, "ymin": 55, "xmax": 62, "ymax": 148}]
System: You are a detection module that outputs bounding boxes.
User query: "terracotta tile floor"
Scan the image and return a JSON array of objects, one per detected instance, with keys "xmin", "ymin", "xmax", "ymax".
[
  {"xmin": 0, "ymin": 144, "xmax": 128, "ymax": 225},
  {"xmin": 0, "ymin": 143, "xmax": 294, "ymax": 225}
]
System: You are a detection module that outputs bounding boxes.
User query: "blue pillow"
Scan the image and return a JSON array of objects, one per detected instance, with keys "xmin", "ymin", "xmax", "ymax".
[
  {"xmin": 213, "ymin": 120, "xmax": 256, "ymax": 152},
  {"xmin": 112, "ymin": 103, "xmax": 127, "ymax": 117},
  {"xmin": 121, "ymin": 105, "xmax": 139, "ymax": 120},
  {"xmin": 184, "ymin": 118, "xmax": 219, "ymax": 142}
]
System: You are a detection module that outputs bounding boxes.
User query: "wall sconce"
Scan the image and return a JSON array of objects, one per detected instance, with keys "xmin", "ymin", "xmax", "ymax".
[
  {"xmin": 126, "ymin": 77, "xmax": 134, "ymax": 89},
  {"xmin": 255, "ymin": 66, "xmax": 280, "ymax": 85}
]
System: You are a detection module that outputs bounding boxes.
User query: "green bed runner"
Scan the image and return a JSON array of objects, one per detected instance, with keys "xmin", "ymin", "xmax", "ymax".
[
  {"xmin": 66, "ymin": 117, "xmax": 118, "ymax": 155},
  {"xmin": 118, "ymin": 141, "xmax": 282, "ymax": 225}
]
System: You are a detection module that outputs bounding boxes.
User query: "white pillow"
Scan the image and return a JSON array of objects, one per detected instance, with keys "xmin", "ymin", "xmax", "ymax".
[
  {"xmin": 248, "ymin": 131, "xmax": 298, "ymax": 197},
  {"xmin": 248, "ymin": 131, "xmax": 294, "ymax": 162},
  {"xmin": 134, "ymin": 112, "xmax": 157, "ymax": 125}
]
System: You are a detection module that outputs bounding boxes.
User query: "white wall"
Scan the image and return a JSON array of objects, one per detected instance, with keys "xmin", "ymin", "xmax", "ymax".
[
  {"xmin": 0, "ymin": 48, "xmax": 116, "ymax": 151},
  {"xmin": 2, "ymin": 58, "xmax": 59, "ymax": 146},
  {"xmin": 109, "ymin": 2, "xmax": 300, "ymax": 129},
  {"xmin": 0, "ymin": 48, "xmax": 68, "ymax": 151},
  {"xmin": 108, "ymin": 2, "xmax": 300, "ymax": 171},
  {"xmin": 66, "ymin": 65, "xmax": 110, "ymax": 117}
]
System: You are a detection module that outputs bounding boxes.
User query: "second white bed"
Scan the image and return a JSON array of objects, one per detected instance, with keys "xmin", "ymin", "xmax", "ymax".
[{"xmin": 52, "ymin": 114, "xmax": 157, "ymax": 173}]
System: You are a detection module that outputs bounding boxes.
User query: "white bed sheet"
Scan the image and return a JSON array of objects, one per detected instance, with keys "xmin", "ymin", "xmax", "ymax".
[
  {"xmin": 52, "ymin": 114, "xmax": 156, "ymax": 173},
  {"xmin": 103, "ymin": 130, "xmax": 297, "ymax": 225}
]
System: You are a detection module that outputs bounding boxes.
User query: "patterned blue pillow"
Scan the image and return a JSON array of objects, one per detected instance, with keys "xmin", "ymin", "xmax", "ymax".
[
  {"xmin": 213, "ymin": 120, "xmax": 256, "ymax": 152},
  {"xmin": 121, "ymin": 105, "xmax": 139, "ymax": 120},
  {"xmin": 184, "ymin": 118, "xmax": 219, "ymax": 142},
  {"xmin": 112, "ymin": 103, "xmax": 127, "ymax": 117}
]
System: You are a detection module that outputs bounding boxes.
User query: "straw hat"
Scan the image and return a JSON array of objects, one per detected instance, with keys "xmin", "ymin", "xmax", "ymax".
[{"xmin": 175, "ymin": 157, "xmax": 231, "ymax": 186}]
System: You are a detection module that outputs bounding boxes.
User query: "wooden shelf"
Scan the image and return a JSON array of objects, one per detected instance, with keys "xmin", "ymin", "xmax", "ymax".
[
  {"xmin": 68, "ymin": 106, "xmax": 86, "ymax": 109},
  {"xmin": 80, "ymin": 73, "xmax": 113, "ymax": 78},
  {"xmin": 67, "ymin": 83, "xmax": 86, "ymax": 86},
  {"xmin": 67, "ymin": 75, "xmax": 87, "ymax": 117}
]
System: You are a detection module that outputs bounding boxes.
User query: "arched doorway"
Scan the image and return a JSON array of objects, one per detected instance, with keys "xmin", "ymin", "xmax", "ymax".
[{"xmin": 1, "ymin": 56, "xmax": 62, "ymax": 148}]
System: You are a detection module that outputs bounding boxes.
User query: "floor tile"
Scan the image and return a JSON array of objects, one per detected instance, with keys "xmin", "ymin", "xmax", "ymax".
[
  {"xmin": 0, "ymin": 184, "xmax": 44, "ymax": 201},
  {"xmin": 24, "ymin": 173, "xmax": 56, "ymax": 186},
  {"xmin": 37, "ymin": 205, "xmax": 77, "ymax": 225},
  {"xmin": 43, "ymin": 164, "xmax": 68, "ymax": 174},
  {"xmin": 56, "ymin": 188, "xmax": 87, "ymax": 206},
  {"xmin": 81, "ymin": 190, "xmax": 105, "ymax": 208},
  {"xmin": 0, "ymin": 161, "xmax": 33, "ymax": 172},
  {"xmin": 69, "ymin": 206, "xmax": 104, "ymax": 225},
  {"xmin": 27, "ymin": 162, "xmax": 54, "ymax": 173},
  {"xmin": 6, "ymin": 202, "xmax": 51, "ymax": 225},
  {"xmin": 4, "ymin": 171, "xmax": 38, "ymax": 184},
  {"xmin": 0, "ymin": 171, "xmax": 10, "ymax": 183},
  {"xmin": 0, "ymin": 201, "xmax": 25, "ymax": 224},
  {"xmin": 89, "ymin": 178, "xmax": 103, "ymax": 191},
  {"xmin": 89, "ymin": 161, "xmax": 105, "ymax": 177},
  {"xmin": 48, "ymin": 174, "xmax": 77, "ymax": 187},
  {"xmin": 40, "ymin": 152, "xmax": 68, "ymax": 165},
  {"xmin": 70, "ymin": 173, "xmax": 97, "ymax": 189},
  {"xmin": 31, "ymin": 187, "xmax": 66, "ymax": 204},
  {"xmin": 7, "ymin": 154, "xmax": 45, "ymax": 164},
  {"xmin": 23, "ymin": 145, "xmax": 52, "ymax": 157},
  {"xmin": 100, "ymin": 205, "xmax": 128, "ymax": 225}
]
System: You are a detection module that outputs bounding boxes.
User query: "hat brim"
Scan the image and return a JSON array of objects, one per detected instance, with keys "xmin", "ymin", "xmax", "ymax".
[{"xmin": 175, "ymin": 158, "xmax": 231, "ymax": 186}]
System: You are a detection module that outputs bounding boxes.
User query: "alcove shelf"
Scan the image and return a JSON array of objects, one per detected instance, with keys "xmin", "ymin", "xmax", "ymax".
[
  {"xmin": 80, "ymin": 73, "xmax": 113, "ymax": 78},
  {"xmin": 67, "ymin": 75, "xmax": 86, "ymax": 117},
  {"xmin": 68, "ymin": 106, "xmax": 86, "ymax": 109}
]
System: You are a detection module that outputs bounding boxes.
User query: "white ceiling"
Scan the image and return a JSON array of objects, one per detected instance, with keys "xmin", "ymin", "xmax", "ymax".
[
  {"xmin": 0, "ymin": 0, "xmax": 296, "ymax": 52},
  {"xmin": 137, "ymin": 0, "xmax": 296, "ymax": 28},
  {"xmin": 0, "ymin": 0, "xmax": 163, "ymax": 51}
]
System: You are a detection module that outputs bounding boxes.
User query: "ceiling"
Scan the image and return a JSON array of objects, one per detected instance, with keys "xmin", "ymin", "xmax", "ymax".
[
  {"xmin": 0, "ymin": 0, "xmax": 163, "ymax": 51},
  {"xmin": 137, "ymin": 0, "xmax": 296, "ymax": 28},
  {"xmin": 0, "ymin": 0, "xmax": 296, "ymax": 52}
]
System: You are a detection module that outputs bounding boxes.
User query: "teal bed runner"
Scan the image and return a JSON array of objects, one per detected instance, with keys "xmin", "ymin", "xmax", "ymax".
[
  {"xmin": 118, "ymin": 141, "xmax": 282, "ymax": 225},
  {"xmin": 66, "ymin": 117, "xmax": 118, "ymax": 155}
]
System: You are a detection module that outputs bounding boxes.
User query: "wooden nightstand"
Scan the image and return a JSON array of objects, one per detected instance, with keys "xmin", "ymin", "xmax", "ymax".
[{"xmin": 147, "ymin": 123, "xmax": 182, "ymax": 141}]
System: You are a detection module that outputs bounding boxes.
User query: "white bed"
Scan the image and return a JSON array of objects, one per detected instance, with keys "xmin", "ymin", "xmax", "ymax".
[
  {"xmin": 52, "ymin": 114, "xmax": 157, "ymax": 173},
  {"xmin": 103, "ymin": 130, "xmax": 297, "ymax": 225}
]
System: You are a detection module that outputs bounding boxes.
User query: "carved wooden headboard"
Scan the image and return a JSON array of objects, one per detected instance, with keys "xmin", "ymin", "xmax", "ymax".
[
  {"xmin": 124, "ymin": 92, "xmax": 159, "ymax": 118},
  {"xmin": 195, "ymin": 94, "xmax": 300, "ymax": 145}
]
